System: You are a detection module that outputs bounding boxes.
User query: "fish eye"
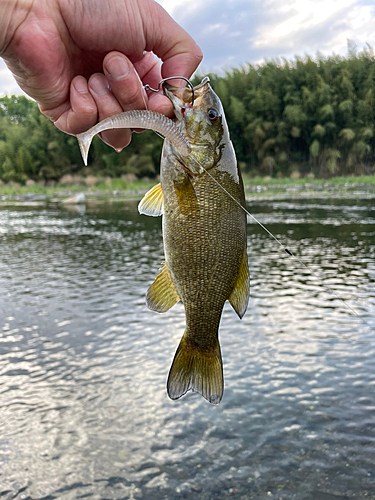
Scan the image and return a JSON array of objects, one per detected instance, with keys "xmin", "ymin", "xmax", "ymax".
[{"xmin": 207, "ymin": 108, "xmax": 219, "ymax": 122}]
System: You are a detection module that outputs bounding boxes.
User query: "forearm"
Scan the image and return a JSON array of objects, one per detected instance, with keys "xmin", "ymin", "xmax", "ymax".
[{"xmin": 0, "ymin": 0, "xmax": 34, "ymax": 55}]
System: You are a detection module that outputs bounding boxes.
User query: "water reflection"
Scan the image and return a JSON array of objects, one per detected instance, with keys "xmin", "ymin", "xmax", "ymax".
[{"xmin": 0, "ymin": 198, "xmax": 375, "ymax": 499}]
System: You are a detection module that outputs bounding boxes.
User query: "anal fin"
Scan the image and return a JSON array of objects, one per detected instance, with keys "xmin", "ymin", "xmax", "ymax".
[
  {"xmin": 138, "ymin": 182, "xmax": 164, "ymax": 216},
  {"xmin": 229, "ymin": 249, "xmax": 250, "ymax": 319},
  {"xmin": 147, "ymin": 263, "xmax": 180, "ymax": 313}
]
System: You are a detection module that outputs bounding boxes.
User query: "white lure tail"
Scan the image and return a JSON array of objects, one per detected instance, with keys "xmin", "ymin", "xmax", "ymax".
[{"xmin": 76, "ymin": 110, "xmax": 191, "ymax": 165}]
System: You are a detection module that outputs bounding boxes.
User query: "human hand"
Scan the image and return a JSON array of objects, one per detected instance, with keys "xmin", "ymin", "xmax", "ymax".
[{"xmin": 0, "ymin": 0, "xmax": 202, "ymax": 151}]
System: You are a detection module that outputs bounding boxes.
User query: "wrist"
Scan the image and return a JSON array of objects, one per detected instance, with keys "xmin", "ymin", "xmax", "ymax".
[{"xmin": 0, "ymin": 0, "xmax": 34, "ymax": 55}]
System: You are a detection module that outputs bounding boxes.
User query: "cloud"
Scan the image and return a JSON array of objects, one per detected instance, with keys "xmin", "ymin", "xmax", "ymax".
[
  {"xmin": 158, "ymin": 0, "xmax": 267, "ymax": 73},
  {"xmin": 0, "ymin": 60, "xmax": 23, "ymax": 97},
  {"xmin": 254, "ymin": 0, "xmax": 356, "ymax": 44},
  {"xmin": 1, "ymin": 0, "xmax": 375, "ymax": 96},
  {"xmin": 252, "ymin": 0, "xmax": 375, "ymax": 58},
  {"xmin": 158, "ymin": 0, "xmax": 375, "ymax": 73}
]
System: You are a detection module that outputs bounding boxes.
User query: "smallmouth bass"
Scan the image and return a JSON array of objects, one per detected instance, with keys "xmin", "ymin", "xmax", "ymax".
[{"xmin": 139, "ymin": 77, "xmax": 250, "ymax": 404}]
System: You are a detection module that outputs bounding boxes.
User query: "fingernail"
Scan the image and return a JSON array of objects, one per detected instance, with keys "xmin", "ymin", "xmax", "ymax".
[
  {"xmin": 106, "ymin": 56, "xmax": 130, "ymax": 81},
  {"xmin": 90, "ymin": 75, "xmax": 109, "ymax": 95},
  {"xmin": 74, "ymin": 77, "xmax": 88, "ymax": 93}
]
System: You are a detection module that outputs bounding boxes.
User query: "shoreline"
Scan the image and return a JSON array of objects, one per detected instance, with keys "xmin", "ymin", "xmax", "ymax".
[{"xmin": 0, "ymin": 175, "xmax": 375, "ymax": 204}]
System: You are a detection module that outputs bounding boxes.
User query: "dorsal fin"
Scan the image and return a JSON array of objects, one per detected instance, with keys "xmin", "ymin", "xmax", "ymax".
[
  {"xmin": 138, "ymin": 182, "xmax": 164, "ymax": 216},
  {"xmin": 228, "ymin": 249, "xmax": 250, "ymax": 319}
]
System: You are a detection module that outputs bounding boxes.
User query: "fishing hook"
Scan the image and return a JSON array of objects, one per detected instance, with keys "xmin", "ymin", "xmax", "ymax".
[{"xmin": 144, "ymin": 77, "xmax": 195, "ymax": 107}]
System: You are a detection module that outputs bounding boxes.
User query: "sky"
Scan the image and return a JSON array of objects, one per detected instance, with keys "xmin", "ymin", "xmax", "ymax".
[{"xmin": 1, "ymin": 0, "xmax": 375, "ymax": 96}]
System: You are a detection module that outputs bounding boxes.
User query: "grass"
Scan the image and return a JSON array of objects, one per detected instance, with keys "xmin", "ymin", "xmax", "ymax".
[
  {"xmin": 242, "ymin": 174, "xmax": 375, "ymax": 187},
  {"xmin": 0, "ymin": 178, "xmax": 156, "ymax": 197}
]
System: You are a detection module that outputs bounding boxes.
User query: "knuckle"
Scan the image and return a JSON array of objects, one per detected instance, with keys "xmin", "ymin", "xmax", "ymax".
[
  {"xmin": 80, "ymin": 102, "xmax": 97, "ymax": 117},
  {"xmin": 193, "ymin": 45, "xmax": 203, "ymax": 64},
  {"xmin": 118, "ymin": 84, "xmax": 143, "ymax": 109}
]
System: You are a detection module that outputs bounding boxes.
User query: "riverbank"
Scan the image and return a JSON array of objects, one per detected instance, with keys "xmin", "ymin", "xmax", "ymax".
[
  {"xmin": 0, "ymin": 177, "xmax": 156, "ymax": 197},
  {"xmin": 243, "ymin": 174, "xmax": 375, "ymax": 199},
  {"xmin": 0, "ymin": 174, "xmax": 375, "ymax": 202}
]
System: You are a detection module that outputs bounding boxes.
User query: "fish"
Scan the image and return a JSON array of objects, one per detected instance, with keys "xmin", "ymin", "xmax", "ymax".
[{"xmin": 138, "ymin": 77, "xmax": 250, "ymax": 404}]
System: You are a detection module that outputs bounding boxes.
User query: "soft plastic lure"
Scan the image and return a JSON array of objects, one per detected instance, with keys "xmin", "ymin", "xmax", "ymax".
[{"xmin": 76, "ymin": 110, "xmax": 191, "ymax": 165}]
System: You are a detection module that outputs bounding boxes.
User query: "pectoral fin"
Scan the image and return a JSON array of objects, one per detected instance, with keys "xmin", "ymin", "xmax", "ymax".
[
  {"xmin": 146, "ymin": 263, "xmax": 181, "ymax": 313},
  {"xmin": 138, "ymin": 182, "xmax": 164, "ymax": 216},
  {"xmin": 229, "ymin": 250, "xmax": 250, "ymax": 319}
]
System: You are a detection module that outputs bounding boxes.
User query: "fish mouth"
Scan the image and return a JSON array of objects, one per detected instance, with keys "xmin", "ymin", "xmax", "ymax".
[{"xmin": 163, "ymin": 77, "xmax": 211, "ymax": 111}]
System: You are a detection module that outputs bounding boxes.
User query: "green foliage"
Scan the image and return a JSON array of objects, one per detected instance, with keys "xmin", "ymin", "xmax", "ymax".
[
  {"xmin": 0, "ymin": 95, "xmax": 35, "ymax": 123},
  {"xmin": 310, "ymin": 139, "xmax": 320, "ymax": 158},
  {"xmin": 203, "ymin": 44, "xmax": 375, "ymax": 177},
  {"xmin": 312, "ymin": 124, "xmax": 325, "ymax": 137},
  {"xmin": 0, "ymin": 95, "xmax": 162, "ymax": 182},
  {"xmin": 326, "ymin": 148, "xmax": 341, "ymax": 174},
  {"xmin": 1, "ymin": 44, "xmax": 375, "ymax": 181},
  {"xmin": 339, "ymin": 128, "xmax": 355, "ymax": 142},
  {"xmin": 338, "ymin": 99, "xmax": 353, "ymax": 113}
]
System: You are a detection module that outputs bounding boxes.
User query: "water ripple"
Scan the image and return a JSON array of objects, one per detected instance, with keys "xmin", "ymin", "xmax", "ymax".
[{"xmin": 1, "ymin": 199, "xmax": 375, "ymax": 499}]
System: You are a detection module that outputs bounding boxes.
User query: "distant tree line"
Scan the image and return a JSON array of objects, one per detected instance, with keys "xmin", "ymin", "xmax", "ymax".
[
  {"xmin": 206, "ymin": 41, "xmax": 375, "ymax": 178},
  {"xmin": 0, "ymin": 93, "xmax": 163, "ymax": 183},
  {"xmin": 1, "ymin": 42, "xmax": 375, "ymax": 183}
]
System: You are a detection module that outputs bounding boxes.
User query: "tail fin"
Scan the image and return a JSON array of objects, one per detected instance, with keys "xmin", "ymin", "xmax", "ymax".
[
  {"xmin": 76, "ymin": 131, "xmax": 93, "ymax": 166},
  {"xmin": 167, "ymin": 334, "xmax": 223, "ymax": 404}
]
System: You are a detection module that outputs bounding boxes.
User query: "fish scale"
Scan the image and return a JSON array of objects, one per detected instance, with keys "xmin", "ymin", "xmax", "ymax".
[
  {"xmin": 163, "ymin": 172, "xmax": 245, "ymax": 311},
  {"xmin": 139, "ymin": 77, "xmax": 250, "ymax": 404}
]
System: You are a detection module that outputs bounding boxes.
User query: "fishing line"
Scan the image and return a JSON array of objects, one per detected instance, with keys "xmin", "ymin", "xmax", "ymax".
[
  {"xmin": 140, "ymin": 82, "xmax": 165, "ymax": 142},
  {"xmin": 189, "ymin": 159, "xmax": 375, "ymax": 330},
  {"xmin": 136, "ymin": 76, "xmax": 373, "ymax": 329}
]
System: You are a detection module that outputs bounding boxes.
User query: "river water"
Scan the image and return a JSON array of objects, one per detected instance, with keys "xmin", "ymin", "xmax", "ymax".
[{"xmin": 0, "ymin": 196, "xmax": 375, "ymax": 500}]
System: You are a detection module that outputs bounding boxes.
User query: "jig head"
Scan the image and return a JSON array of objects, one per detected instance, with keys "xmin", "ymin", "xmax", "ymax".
[{"xmin": 144, "ymin": 76, "xmax": 195, "ymax": 107}]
